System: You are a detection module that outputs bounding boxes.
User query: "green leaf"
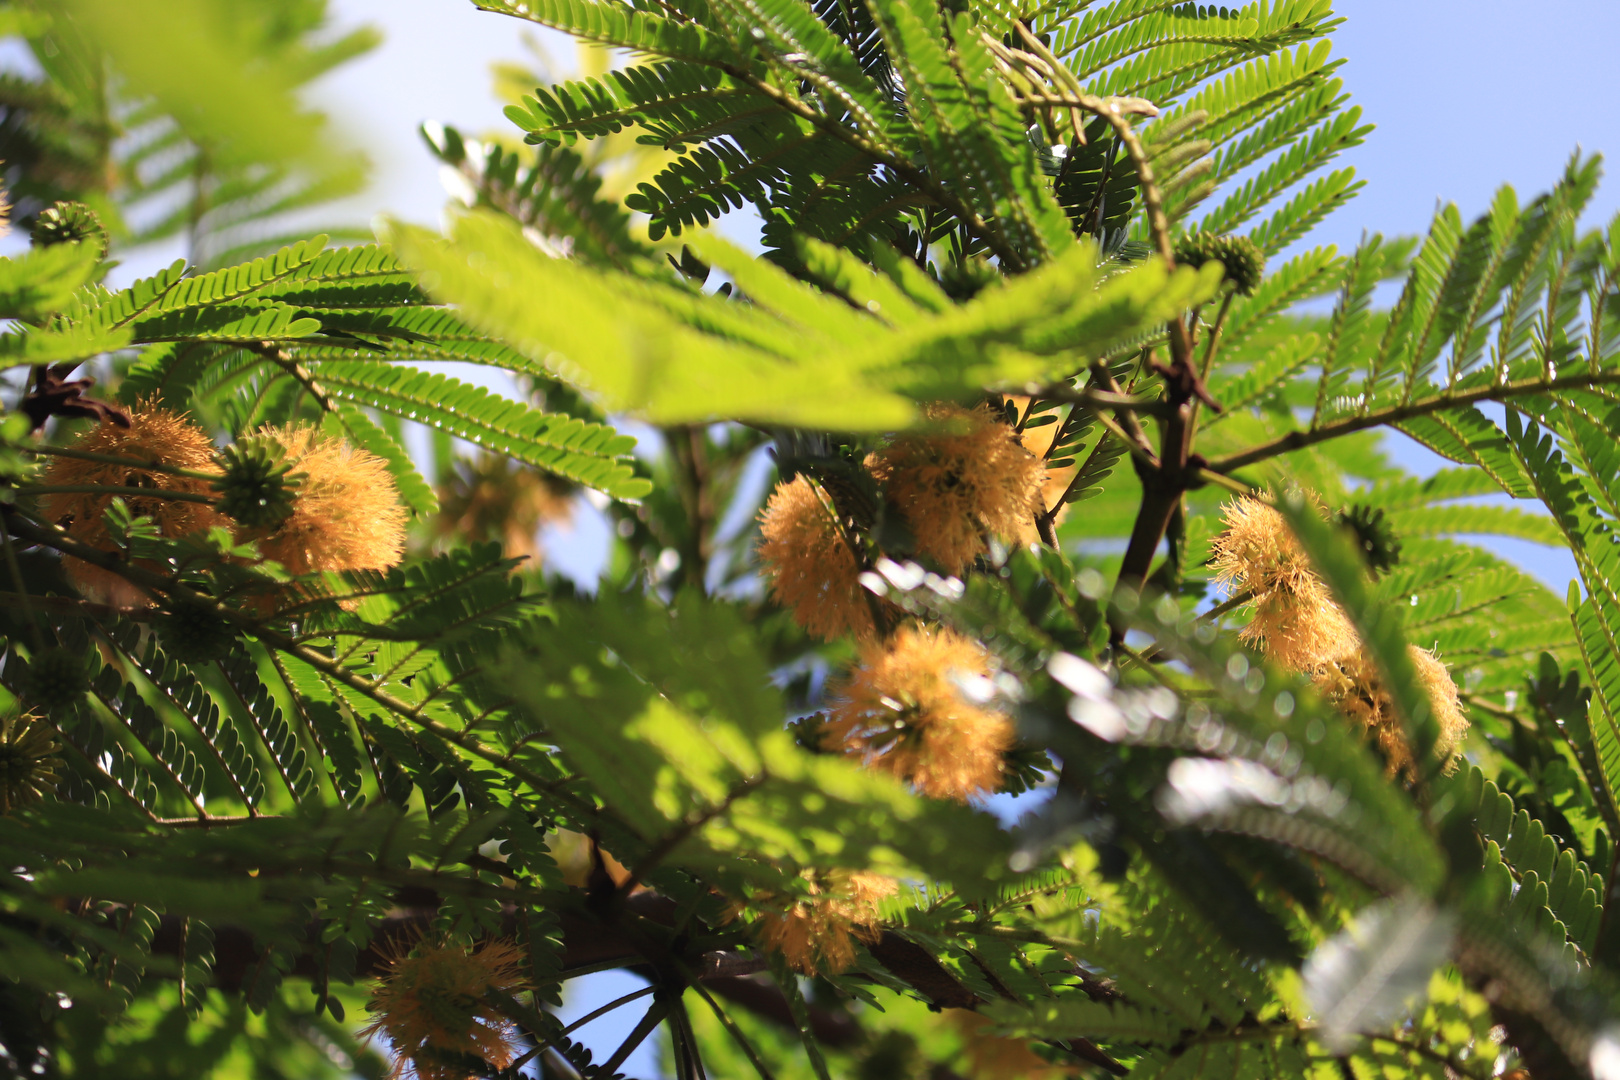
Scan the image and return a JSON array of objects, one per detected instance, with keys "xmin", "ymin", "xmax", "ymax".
[
  {"xmin": 0, "ymin": 242, "xmax": 102, "ymax": 322},
  {"xmin": 306, "ymin": 360, "xmax": 649, "ymax": 500}
]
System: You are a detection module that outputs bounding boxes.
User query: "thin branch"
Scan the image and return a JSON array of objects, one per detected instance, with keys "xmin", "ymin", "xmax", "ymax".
[
  {"xmin": 21, "ymin": 484, "xmax": 216, "ymax": 505},
  {"xmin": 599, "ymin": 995, "xmax": 672, "ymax": 1078},
  {"xmin": 1025, "ymin": 384, "xmax": 1171, "ymax": 415},
  {"xmin": 0, "ymin": 592, "xmax": 155, "ymax": 621},
  {"xmin": 621, "ymin": 775, "xmax": 767, "ymax": 893},
  {"xmin": 11, "ymin": 442, "xmax": 221, "ymax": 481},
  {"xmin": 688, "ymin": 979, "xmax": 779, "ymax": 1080},
  {"xmin": 4, "ymin": 511, "xmax": 606, "ymax": 827},
  {"xmin": 1210, "ymin": 368, "xmax": 1620, "ymax": 473}
]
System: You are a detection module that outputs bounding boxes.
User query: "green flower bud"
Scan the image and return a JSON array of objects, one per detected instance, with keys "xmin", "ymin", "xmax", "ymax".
[
  {"xmin": 155, "ymin": 600, "xmax": 235, "ymax": 664},
  {"xmin": 32, "ymin": 201, "xmax": 110, "ymax": 259},
  {"xmin": 214, "ymin": 439, "xmax": 300, "ymax": 529},
  {"xmin": 20, "ymin": 647, "xmax": 88, "ymax": 713},
  {"xmin": 1172, "ymin": 232, "xmax": 1266, "ymax": 295},
  {"xmin": 1334, "ymin": 503, "xmax": 1403, "ymax": 575}
]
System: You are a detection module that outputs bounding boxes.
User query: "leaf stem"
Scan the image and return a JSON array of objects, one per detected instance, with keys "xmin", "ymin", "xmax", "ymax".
[{"xmin": 1210, "ymin": 368, "xmax": 1620, "ymax": 473}]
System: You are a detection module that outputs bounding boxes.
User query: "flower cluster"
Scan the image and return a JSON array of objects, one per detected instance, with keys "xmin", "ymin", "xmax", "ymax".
[
  {"xmin": 435, "ymin": 453, "xmax": 575, "ymax": 563},
  {"xmin": 39, "ymin": 409, "xmax": 407, "ymax": 606},
  {"xmin": 751, "ymin": 404, "xmax": 1040, "ymax": 971},
  {"xmin": 751, "ymin": 870, "xmax": 897, "ymax": 974},
  {"xmin": 757, "ymin": 402, "xmax": 1048, "ymax": 638},
  {"xmin": 243, "ymin": 424, "xmax": 407, "ymax": 576},
  {"xmin": 826, "ymin": 625, "xmax": 1015, "ymax": 802},
  {"xmin": 361, "ymin": 938, "xmax": 530, "ymax": 1080},
  {"xmin": 1210, "ymin": 495, "xmax": 1468, "ymax": 773},
  {"xmin": 40, "ymin": 405, "xmax": 223, "ymax": 605},
  {"xmin": 757, "ymin": 475, "xmax": 875, "ymax": 641},
  {"xmin": 869, "ymin": 403, "xmax": 1047, "ymax": 575}
]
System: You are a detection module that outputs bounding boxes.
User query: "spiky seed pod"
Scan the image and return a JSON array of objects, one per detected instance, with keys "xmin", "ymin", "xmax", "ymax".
[
  {"xmin": 758, "ymin": 475, "xmax": 877, "ymax": 641},
  {"xmin": 213, "ymin": 438, "xmax": 300, "ymax": 530},
  {"xmin": 0, "ymin": 711, "xmax": 62, "ymax": 814},
  {"xmin": 33, "ymin": 201, "xmax": 110, "ymax": 258},
  {"xmin": 40, "ymin": 405, "xmax": 222, "ymax": 605},
  {"xmin": 1208, "ymin": 496, "xmax": 1358, "ymax": 671},
  {"xmin": 1334, "ymin": 503, "xmax": 1403, "ymax": 575},
  {"xmin": 753, "ymin": 871, "xmax": 897, "ymax": 975},
  {"xmin": 360, "ymin": 938, "xmax": 530, "ymax": 1080},
  {"xmin": 154, "ymin": 600, "xmax": 235, "ymax": 664},
  {"xmin": 826, "ymin": 625, "xmax": 1015, "ymax": 801},
  {"xmin": 245, "ymin": 425, "xmax": 407, "ymax": 576},
  {"xmin": 1311, "ymin": 646, "xmax": 1469, "ymax": 777},
  {"xmin": 870, "ymin": 404, "xmax": 1046, "ymax": 575},
  {"xmin": 19, "ymin": 648, "xmax": 88, "ymax": 713},
  {"xmin": 1172, "ymin": 232, "xmax": 1266, "ymax": 295}
]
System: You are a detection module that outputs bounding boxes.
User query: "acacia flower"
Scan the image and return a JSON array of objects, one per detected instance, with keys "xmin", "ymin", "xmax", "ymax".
[
  {"xmin": 1005, "ymin": 395, "xmax": 1076, "ymax": 541},
  {"xmin": 753, "ymin": 870, "xmax": 897, "ymax": 975},
  {"xmin": 871, "ymin": 404, "xmax": 1046, "ymax": 574},
  {"xmin": 826, "ymin": 625, "xmax": 1014, "ymax": 801},
  {"xmin": 246, "ymin": 425, "xmax": 407, "ymax": 575},
  {"xmin": 1208, "ymin": 496, "xmax": 1358, "ymax": 671},
  {"xmin": 361, "ymin": 938, "xmax": 529, "ymax": 1080},
  {"xmin": 40, "ymin": 406, "xmax": 221, "ymax": 605},
  {"xmin": 435, "ymin": 454, "xmax": 574, "ymax": 563},
  {"xmin": 757, "ymin": 474, "xmax": 875, "ymax": 641},
  {"xmin": 0, "ymin": 711, "xmax": 61, "ymax": 814},
  {"xmin": 1313, "ymin": 646, "xmax": 1469, "ymax": 778}
]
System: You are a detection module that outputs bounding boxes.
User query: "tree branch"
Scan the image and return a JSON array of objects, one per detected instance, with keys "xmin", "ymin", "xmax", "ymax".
[{"xmin": 1209, "ymin": 369, "xmax": 1620, "ymax": 474}]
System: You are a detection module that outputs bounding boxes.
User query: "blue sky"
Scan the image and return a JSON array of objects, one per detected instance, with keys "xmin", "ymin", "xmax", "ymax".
[{"xmin": 255, "ymin": 3, "xmax": 1620, "ymax": 1070}]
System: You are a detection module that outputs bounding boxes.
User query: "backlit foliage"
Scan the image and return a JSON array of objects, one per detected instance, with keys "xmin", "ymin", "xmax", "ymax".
[{"xmin": 5, "ymin": 0, "xmax": 1620, "ymax": 1078}]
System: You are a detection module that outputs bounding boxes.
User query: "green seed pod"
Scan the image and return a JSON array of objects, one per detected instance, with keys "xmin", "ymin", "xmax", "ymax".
[
  {"xmin": 155, "ymin": 600, "xmax": 235, "ymax": 664},
  {"xmin": 32, "ymin": 201, "xmax": 110, "ymax": 259},
  {"xmin": 1172, "ymin": 232, "xmax": 1266, "ymax": 295},
  {"xmin": 214, "ymin": 439, "xmax": 300, "ymax": 529},
  {"xmin": 1334, "ymin": 503, "xmax": 1403, "ymax": 575},
  {"xmin": 20, "ymin": 647, "xmax": 88, "ymax": 713},
  {"xmin": 0, "ymin": 710, "xmax": 62, "ymax": 814}
]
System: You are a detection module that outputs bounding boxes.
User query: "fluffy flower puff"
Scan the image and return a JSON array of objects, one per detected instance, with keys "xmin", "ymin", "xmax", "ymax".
[
  {"xmin": 360, "ymin": 938, "xmax": 530, "ymax": 1080},
  {"xmin": 826, "ymin": 625, "xmax": 1015, "ymax": 801},
  {"xmin": 1208, "ymin": 496, "xmax": 1358, "ymax": 670},
  {"xmin": 245, "ymin": 425, "xmax": 407, "ymax": 575},
  {"xmin": 757, "ymin": 475, "xmax": 876, "ymax": 641},
  {"xmin": 1004, "ymin": 395, "xmax": 1075, "ymax": 543},
  {"xmin": 871, "ymin": 404, "xmax": 1046, "ymax": 574},
  {"xmin": 40, "ymin": 406, "xmax": 222, "ymax": 605},
  {"xmin": 1313, "ymin": 646, "xmax": 1469, "ymax": 778},
  {"xmin": 753, "ymin": 871, "xmax": 897, "ymax": 975},
  {"xmin": 435, "ymin": 454, "xmax": 573, "ymax": 564}
]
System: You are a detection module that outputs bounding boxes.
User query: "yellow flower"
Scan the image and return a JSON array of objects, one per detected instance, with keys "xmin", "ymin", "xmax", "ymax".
[
  {"xmin": 435, "ymin": 454, "xmax": 573, "ymax": 564},
  {"xmin": 361, "ymin": 938, "xmax": 530, "ymax": 1080},
  {"xmin": 827, "ymin": 625, "xmax": 1014, "ymax": 802},
  {"xmin": 246, "ymin": 425, "xmax": 407, "ymax": 576},
  {"xmin": 1004, "ymin": 395, "xmax": 1076, "ymax": 541},
  {"xmin": 757, "ymin": 475, "xmax": 877, "ymax": 641},
  {"xmin": 753, "ymin": 871, "xmax": 897, "ymax": 975},
  {"xmin": 1312, "ymin": 646, "xmax": 1469, "ymax": 778},
  {"xmin": 0, "ymin": 711, "xmax": 61, "ymax": 814},
  {"xmin": 40, "ymin": 406, "xmax": 222, "ymax": 605},
  {"xmin": 1208, "ymin": 496, "xmax": 1358, "ymax": 671},
  {"xmin": 872, "ymin": 404, "xmax": 1046, "ymax": 575},
  {"xmin": 1210, "ymin": 496, "xmax": 1469, "ymax": 775}
]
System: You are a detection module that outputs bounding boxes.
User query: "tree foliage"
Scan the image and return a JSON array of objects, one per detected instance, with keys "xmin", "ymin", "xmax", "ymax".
[{"xmin": 3, "ymin": 1, "xmax": 1620, "ymax": 1078}]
